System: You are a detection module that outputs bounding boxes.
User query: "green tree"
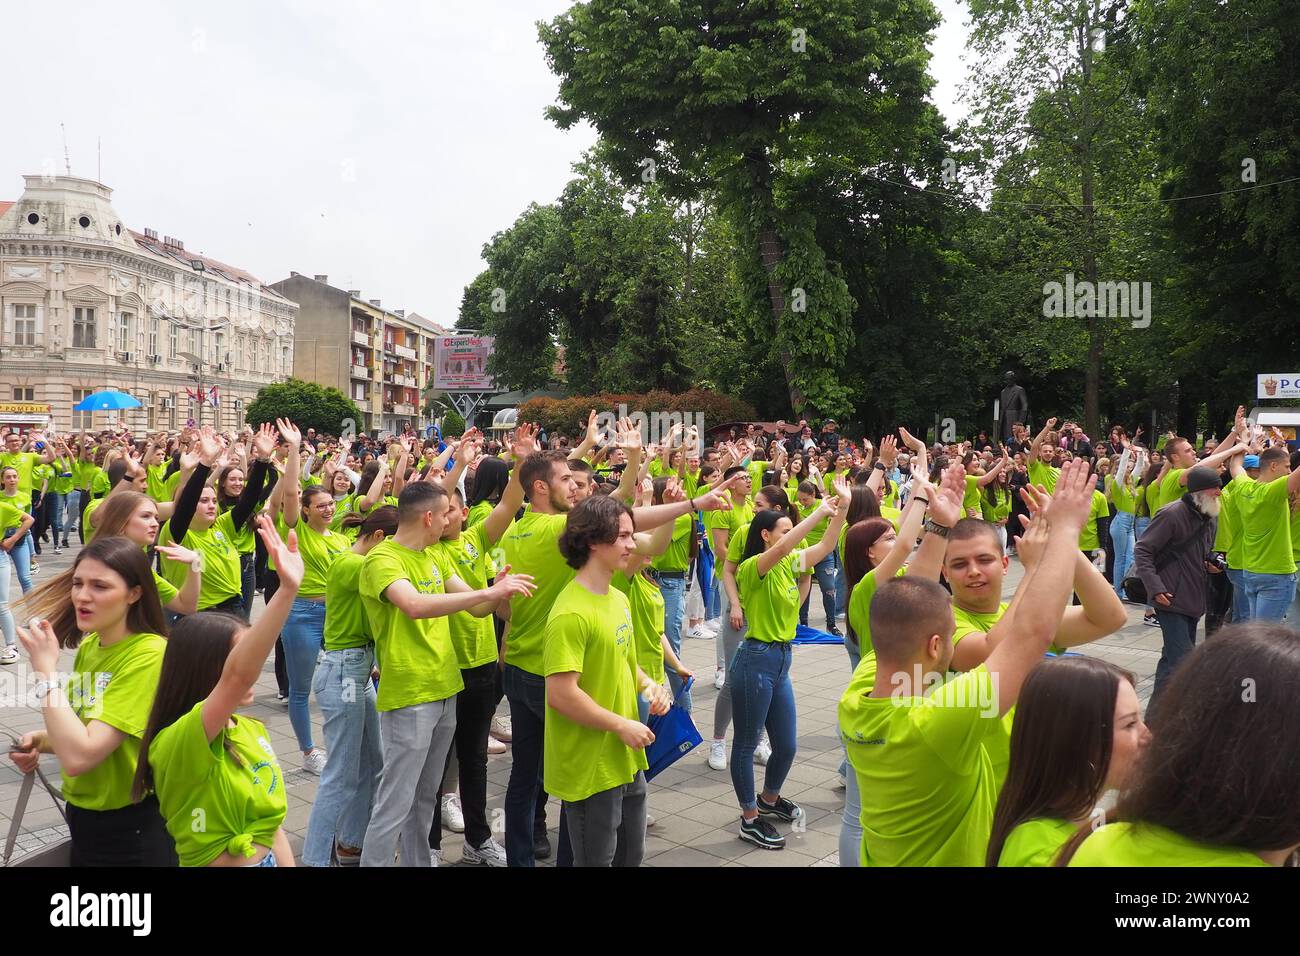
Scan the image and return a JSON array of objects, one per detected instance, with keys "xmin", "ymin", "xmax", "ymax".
[
  {"xmin": 539, "ymin": 0, "xmax": 944, "ymax": 419},
  {"xmin": 245, "ymin": 378, "xmax": 362, "ymax": 436}
]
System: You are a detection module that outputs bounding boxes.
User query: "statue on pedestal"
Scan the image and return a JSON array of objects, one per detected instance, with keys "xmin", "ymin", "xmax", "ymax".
[{"xmin": 999, "ymin": 372, "xmax": 1030, "ymax": 443}]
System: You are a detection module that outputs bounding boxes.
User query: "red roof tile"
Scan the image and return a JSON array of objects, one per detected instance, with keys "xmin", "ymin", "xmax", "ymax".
[
  {"xmin": 127, "ymin": 229, "xmax": 281, "ymax": 296},
  {"xmin": 0, "ymin": 201, "xmax": 14, "ymax": 218}
]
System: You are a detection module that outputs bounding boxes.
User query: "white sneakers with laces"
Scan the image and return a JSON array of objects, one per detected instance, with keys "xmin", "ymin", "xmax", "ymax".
[
  {"xmin": 708, "ymin": 738, "xmax": 727, "ymax": 771},
  {"xmin": 303, "ymin": 748, "xmax": 328, "ymax": 775},
  {"xmin": 441, "ymin": 793, "xmax": 465, "ymax": 833}
]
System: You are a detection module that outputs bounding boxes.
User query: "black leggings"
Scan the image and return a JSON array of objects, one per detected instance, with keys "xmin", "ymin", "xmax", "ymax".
[{"xmin": 66, "ymin": 795, "xmax": 177, "ymax": 867}]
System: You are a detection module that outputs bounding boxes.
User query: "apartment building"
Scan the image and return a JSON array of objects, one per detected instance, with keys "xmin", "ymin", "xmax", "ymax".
[{"xmin": 269, "ymin": 273, "xmax": 446, "ymax": 435}]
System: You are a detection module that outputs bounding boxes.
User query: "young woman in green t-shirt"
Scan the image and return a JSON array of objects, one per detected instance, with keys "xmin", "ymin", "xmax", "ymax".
[
  {"xmin": 986, "ymin": 657, "xmax": 1148, "ymax": 867},
  {"xmin": 1061, "ymin": 623, "xmax": 1300, "ymax": 867},
  {"xmin": 9, "ymin": 536, "xmax": 175, "ymax": 865},
  {"xmin": 729, "ymin": 479, "xmax": 848, "ymax": 850},
  {"xmin": 133, "ymin": 515, "xmax": 305, "ymax": 866}
]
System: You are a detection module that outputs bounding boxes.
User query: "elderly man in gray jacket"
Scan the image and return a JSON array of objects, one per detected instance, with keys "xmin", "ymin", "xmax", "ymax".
[{"xmin": 1134, "ymin": 464, "xmax": 1229, "ymax": 713}]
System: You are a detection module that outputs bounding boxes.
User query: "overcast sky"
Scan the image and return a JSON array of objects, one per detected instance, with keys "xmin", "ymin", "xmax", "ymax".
[{"xmin": 3, "ymin": 0, "xmax": 972, "ymax": 323}]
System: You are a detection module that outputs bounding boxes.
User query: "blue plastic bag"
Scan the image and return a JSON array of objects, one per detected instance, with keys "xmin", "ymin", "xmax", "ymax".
[{"xmin": 644, "ymin": 677, "xmax": 704, "ymax": 781}]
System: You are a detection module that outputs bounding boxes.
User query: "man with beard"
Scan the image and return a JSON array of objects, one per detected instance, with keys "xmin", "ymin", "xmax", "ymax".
[{"xmin": 1134, "ymin": 464, "xmax": 1232, "ymax": 714}]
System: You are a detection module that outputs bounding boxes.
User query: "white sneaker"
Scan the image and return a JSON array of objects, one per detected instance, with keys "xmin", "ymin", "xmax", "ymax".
[
  {"xmin": 714, "ymin": 666, "xmax": 725, "ymax": 690},
  {"xmin": 487, "ymin": 735, "xmax": 508, "ymax": 755},
  {"xmin": 0, "ymin": 646, "xmax": 18, "ymax": 665},
  {"xmin": 431, "ymin": 848, "xmax": 442, "ymax": 867},
  {"xmin": 708, "ymin": 738, "xmax": 727, "ymax": 771},
  {"xmin": 441, "ymin": 793, "xmax": 465, "ymax": 833},
  {"xmin": 303, "ymin": 748, "xmax": 327, "ymax": 775},
  {"xmin": 462, "ymin": 837, "xmax": 506, "ymax": 867},
  {"xmin": 490, "ymin": 713, "xmax": 513, "ymax": 742},
  {"xmin": 754, "ymin": 732, "xmax": 772, "ymax": 767}
]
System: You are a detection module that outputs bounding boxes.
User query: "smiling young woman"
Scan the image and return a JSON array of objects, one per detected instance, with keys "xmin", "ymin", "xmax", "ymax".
[{"xmin": 7, "ymin": 536, "xmax": 175, "ymax": 866}]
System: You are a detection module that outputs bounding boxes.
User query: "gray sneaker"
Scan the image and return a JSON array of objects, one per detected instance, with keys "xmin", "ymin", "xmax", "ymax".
[{"xmin": 462, "ymin": 837, "xmax": 507, "ymax": 867}]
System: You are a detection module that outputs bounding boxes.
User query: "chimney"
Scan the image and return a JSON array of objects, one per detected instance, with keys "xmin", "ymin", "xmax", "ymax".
[
  {"xmin": 144, "ymin": 227, "xmax": 158, "ymax": 240},
  {"xmin": 290, "ymin": 271, "xmax": 300, "ymax": 277},
  {"xmin": 348, "ymin": 290, "xmax": 361, "ymax": 298},
  {"xmin": 176, "ymin": 239, "xmax": 183, "ymax": 250},
  {"xmin": 314, "ymin": 275, "xmax": 328, "ymax": 283},
  {"xmin": 369, "ymin": 299, "xmax": 381, "ymax": 307},
  {"xmin": 395, "ymin": 309, "xmax": 405, "ymax": 318}
]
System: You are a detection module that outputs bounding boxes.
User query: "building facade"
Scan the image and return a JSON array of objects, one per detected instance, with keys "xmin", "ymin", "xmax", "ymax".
[
  {"xmin": 269, "ymin": 272, "xmax": 446, "ymax": 436},
  {"xmin": 0, "ymin": 174, "xmax": 296, "ymax": 434}
]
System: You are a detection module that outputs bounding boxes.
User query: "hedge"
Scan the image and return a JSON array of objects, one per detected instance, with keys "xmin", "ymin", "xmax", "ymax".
[{"xmin": 516, "ymin": 389, "xmax": 759, "ymax": 436}]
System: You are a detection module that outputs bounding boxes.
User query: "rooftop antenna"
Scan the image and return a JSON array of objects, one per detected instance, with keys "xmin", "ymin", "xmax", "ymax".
[
  {"xmin": 98, "ymin": 136, "xmax": 102, "ymax": 182},
  {"xmin": 61, "ymin": 122, "xmax": 71, "ymax": 175}
]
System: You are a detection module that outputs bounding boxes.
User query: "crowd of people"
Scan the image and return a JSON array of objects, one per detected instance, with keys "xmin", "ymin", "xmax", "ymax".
[{"xmin": 1, "ymin": 403, "xmax": 1297, "ymax": 868}]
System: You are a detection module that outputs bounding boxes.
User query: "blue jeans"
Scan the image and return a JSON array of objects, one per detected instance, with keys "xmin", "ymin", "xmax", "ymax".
[
  {"xmin": 728, "ymin": 639, "xmax": 798, "ymax": 811},
  {"xmin": 44, "ymin": 491, "xmax": 66, "ymax": 545},
  {"xmin": 303, "ymin": 646, "xmax": 382, "ymax": 866},
  {"xmin": 4, "ymin": 531, "xmax": 32, "ymax": 594},
  {"xmin": 1109, "ymin": 510, "xmax": 1136, "ymax": 598},
  {"xmin": 1226, "ymin": 567, "xmax": 1247, "ymax": 623},
  {"xmin": 239, "ymin": 552, "xmax": 256, "ymax": 620},
  {"xmin": 1151, "ymin": 610, "xmax": 1199, "ymax": 713},
  {"xmin": 655, "ymin": 574, "xmax": 690, "ymax": 713},
  {"xmin": 502, "ymin": 663, "xmax": 548, "ymax": 867},
  {"xmin": 839, "ymin": 764, "xmax": 862, "ymax": 867},
  {"xmin": 0, "ymin": 549, "xmax": 15, "ymax": 648},
  {"xmin": 1241, "ymin": 571, "xmax": 1297, "ymax": 623},
  {"xmin": 281, "ymin": 598, "xmax": 326, "ymax": 751},
  {"xmin": 800, "ymin": 552, "xmax": 837, "ymax": 628},
  {"xmin": 833, "ymin": 551, "xmax": 847, "ymax": 617}
]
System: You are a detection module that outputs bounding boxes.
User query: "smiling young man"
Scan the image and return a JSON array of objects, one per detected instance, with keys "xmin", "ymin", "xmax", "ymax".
[{"xmin": 544, "ymin": 495, "xmax": 673, "ymax": 866}]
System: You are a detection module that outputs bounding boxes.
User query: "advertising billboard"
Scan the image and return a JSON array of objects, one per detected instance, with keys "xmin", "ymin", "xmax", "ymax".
[{"xmin": 434, "ymin": 335, "xmax": 496, "ymax": 391}]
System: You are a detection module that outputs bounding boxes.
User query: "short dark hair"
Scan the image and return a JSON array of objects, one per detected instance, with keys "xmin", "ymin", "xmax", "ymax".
[
  {"xmin": 723, "ymin": 465, "xmax": 746, "ymax": 481},
  {"xmin": 397, "ymin": 480, "xmax": 447, "ymax": 524},
  {"xmin": 519, "ymin": 450, "xmax": 568, "ymax": 499},
  {"xmin": 558, "ymin": 495, "xmax": 632, "ymax": 569},
  {"xmin": 1260, "ymin": 447, "xmax": 1288, "ymax": 470},
  {"xmin": 947, "ymin": 517, "xmax": 1004, "ymax": 553},
  {"xmin": 568, "ymin": 458, "xmax": 593, "ymax": 476},
  {"xmin": 869, "ymin": 577, "xmax": 954, "ymax": 662}
]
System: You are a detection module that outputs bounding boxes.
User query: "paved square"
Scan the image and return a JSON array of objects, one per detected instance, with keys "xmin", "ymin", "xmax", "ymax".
[{"xmin": 1, "ymin": 544, "xmax": 1162, "ymax": 866}]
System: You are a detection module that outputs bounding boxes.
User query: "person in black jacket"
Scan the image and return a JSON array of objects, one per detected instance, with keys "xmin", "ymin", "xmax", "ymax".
[{"xmin": 1134, "ymin": 464, "xmax": 1232, "ymax": 715}]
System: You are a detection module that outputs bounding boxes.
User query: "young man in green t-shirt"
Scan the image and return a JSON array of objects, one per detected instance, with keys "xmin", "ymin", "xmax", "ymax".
[
  {"xmin": 839, "ymin": 461, "xmax": 1096, "ymax": 866},
  {"xmin": 358, "ymin": 481, "xmax": 535, "ymax": 867},
  {"xmin": 544, "ymin": 495, "xmax": 672, "ymax": 866},
  {"xmin": 1230, "ymin": 444, "xmax": 1300, "ymax": 622}
]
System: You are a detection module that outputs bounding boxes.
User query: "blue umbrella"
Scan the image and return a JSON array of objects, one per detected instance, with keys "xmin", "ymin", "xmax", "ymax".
[{"xmin": 72, "ymin": 390, "xmax": 142, "ymax": 411}]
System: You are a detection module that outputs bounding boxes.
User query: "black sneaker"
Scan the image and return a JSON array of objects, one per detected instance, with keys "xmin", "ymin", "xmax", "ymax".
[
  {"xmin": 739, "ymin": 816, "xmax": 785, "ymax": 850},
  {"xmin": 756, "ymin": 794, "xmax": 804, "ymax": 823},
  {"xmin": 533, "ymin": 830, "xmax": 552, "ymax": 860}
]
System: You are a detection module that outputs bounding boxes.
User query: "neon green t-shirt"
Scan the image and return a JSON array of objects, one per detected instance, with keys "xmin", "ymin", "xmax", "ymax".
[
  {"xmin": 153, "ymin": 569, "xmax": 178, "ymax": 608},
  {"xmin": 962, "ymin": 475, "xmax": 982, "ymax": 516},
  {"xmin": 650, "ymin": 513, "xmax": 693, "ymax": 573},
  {"xmin": 146, "ymin": 463, "xmax": 171, "ymax": 502},
  {"xmin": 1234, "ymin": 473, "xmax": 1297, "ymax": 575},
  {"xmin": 323, "ymin": 551, "xmax": 369, "ymax": 651},
  {"xmin": 613, "ymin": 569, "xmax": 667, "ymax": 684},
  {"xmin": 1156, "ymin": 468, "xmax": 1186, "ymax": 512},
  {"xmin": 283, "ymin": 519, "xmax": 350, "ymax": 597},
  {"xmin": 466, "ymin": 499, "xmax": 493, "ymax": 528},
  {"xmin": 1143, "ymin": 480, "xmax": 1161, "ymax": 519},
  {"xmin": 50, "ymin": 456, "xmax": 76, "ymax": 495},
  {"xmin": 981, "ymin": 487, "xmax": 1012, "ymax": 524},
  {"xmin": 0, "ymin": 498, "xmax": 27, "ymax": 536},
  {"xmin": 1027, "ymin": 459, "xmax": 1059, "ymax": 493},
  {"xmin": 543, "ymin": 579, "xmax": 648, "ymax": 803},
  {"xmin": 218, "ymin": 501, "xmax": 257, "ymax": 555},
  {"xmin": 1107, "ymin": 475, "xmax": 1136, "ymax": 515},
  {"xmin": 436, "ymin": 522, "xmax": 499, "ymax": 670},
  {"xmin": 32, "ymin": 462, "xmax": 54, "ymax": 495},
  {"xmin": 62, "ymin": 631, "xmax": 165, "ymax": 812},
  {"xmin": 1078, "ymin": 489, "xmax": 1110, "ymax": 551},
  {"xmin": 735, "ymin": 550, "xmax": 806, "ymax": 644},
  {"xmin": 501, "ymin": 508, "xmax": 573, "ymax": 676},
  {"xmin": 747, "ymin": 459, "xmax": 771, "ymax": 489},
  {"xmin": 1221, "ymin": 474, "xmax": 1247, "ymax": 568},
  {"xmin": 82, "ymin": 495, "xmax": 106, "ymax": 541},
  {"xmin": 1069, "ymin": 823, "xmax": 1271, "ymax": 868},
  {"xmin": 0, "ymin": 451, "xmax": 40, "ymax": 498},
  {"xmin": 840, "ymin": 655, "xmax": 1002, "ymax": 867},
  {"xmin": 360, "ymin": 539, "xmax": 464, "ymax": 710},
  {"xmin": 159, "ymin": 512, "xmax": 243, "ymax": 609},
  {"xmin": 998, "ymin": 817, "xmax": 1076, "ymax": 867},
  {"xmin": 149, "ymin": 702, "xmax": 287, "ymax": 867},
  {"xmin": 798, "ymin": 502, "xmax": 829, "ymax": 548}
]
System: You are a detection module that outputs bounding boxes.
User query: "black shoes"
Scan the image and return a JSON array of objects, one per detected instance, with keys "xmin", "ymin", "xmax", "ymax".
[
  {"xmin": 739, "ymin": 816, "xmax": 785, "ymax": 850},
  {"xmin": 533, "ymin": 830, "xmax": 552, "ymax": 860},
  {"xmin": 757, "ymin": 794, "xmax": 804, "ymax": 823}
]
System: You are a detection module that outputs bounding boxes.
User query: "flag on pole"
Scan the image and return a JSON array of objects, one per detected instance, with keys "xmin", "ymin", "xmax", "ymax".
[{"xmin": 207, "ymin": 386, "xmax": 220, "ymax": 408}]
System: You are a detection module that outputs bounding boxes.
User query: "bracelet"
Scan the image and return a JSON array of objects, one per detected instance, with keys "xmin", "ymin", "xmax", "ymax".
[
  {"xmin": 913, "ymin": 496, "xmax": 931, "ymax": 505},
  {"xmin": 688, "ymin": 497, "xmax": 697, "ymax": 513},
  {"xmin": 923, "ymin": 517, "xmax": 951, "ymax": 538}
]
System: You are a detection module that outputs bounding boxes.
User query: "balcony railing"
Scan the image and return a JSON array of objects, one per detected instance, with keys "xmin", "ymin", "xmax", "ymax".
[
  {"xmin": 393, "ymin": 403, "xmax": 416, "ymax": 416},
  {"xmin": 394, "ymin": 344, "xmax": 417, "ymax": 361},
  {"xmin": 350, "ymin": 364, "xmax": 370, "ymax": 379},
  {"xmin": 352, "ymin": 399, "xmax": 369, "ymax": 412},
  {"xmin": 393, "ymin": 374, "xmax": 417, "ymax": 388},
  {"xmin": 351, "ymin": 330, "xmax": 370, "ymax": 346}
]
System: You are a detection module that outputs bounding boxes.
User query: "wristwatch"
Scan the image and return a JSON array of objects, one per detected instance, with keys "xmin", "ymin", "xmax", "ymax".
[
  {"xmin": 33, "ymin": 676, "xmax": 65, "ymax": 702},
  {"xmin": 923, "ymin": 518, "xmax": 951, "ymax": 538}
]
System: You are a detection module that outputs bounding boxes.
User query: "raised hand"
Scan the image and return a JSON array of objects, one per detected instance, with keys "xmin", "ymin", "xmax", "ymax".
[
  {"xmin": 156, "ymin": 542, "xmax": 202, "ymax": 569},
  {"xmin": 196, "ymin": 425, "xmax": 226, "ymax": 467},
  {"xmin": 897, "ymin": 427, "xmax": 925, "ymax": 454},
  {"xmin": 509, "ymin": 422, "xmax": 539, "ymax": 460},
  {"xmin": 1013, "ymin": 502, "xmax": 1050, "ymax": 570},
  {"xmin": 663, "ymin": 476, "xmax": 685, "ymax": 504},
  {"xmin": 1041, "ymin": 458, "xmax": 1095, "ymax": 534},
  {"xmin": 251, "ymin": 422, "xmax": 277, "ymax": 459},
  {"xmin": 927, "ymin": 461, "xmax": 966, "ymax": 527},
  {"xmin": 832, "ymin": 475, "xmax": 852, "ymax": 508},
  {"xmin": 584, "ymin": 409, "xmax": 600, "ymax": 447},
  {"xmin": 275, "ymin": 417, "xmax": 302, "ymax": 447},
  {"xmin": 616, "ymin": 417, "xmax": 643, "ymax": 453},
  {"xmin": 16, "ymin": 618, "xmax": 61, "ymax": 675},
  {"xmin": 879, "ymin": 435, "xmax": 898, "ymax": 467}
]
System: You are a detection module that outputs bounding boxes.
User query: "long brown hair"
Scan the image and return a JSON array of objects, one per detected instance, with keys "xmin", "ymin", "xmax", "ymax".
[
  {"xmin": 133, "ymin": 611, "xmax": 248, "ymax": 801},
  {"xmin": 986, "ymin": 657, "xmax": 1135, "ymax": 866},
  {"xmin": 841, "ymin": 518, "xmax": 894, "ymax": 645},
  {"xmin": 1056, "ymin": 623, "xmax": 1300, "ymax": 866},
  {"xmin": 17, "ymin": 536, "xmax": 168, "ymax": 648}
]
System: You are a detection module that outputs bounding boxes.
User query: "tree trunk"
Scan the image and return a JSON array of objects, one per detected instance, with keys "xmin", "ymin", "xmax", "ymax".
[
  {"xmin": 1079, "ymin": 21, "xmax": 1101, "ymax": 441},
  {"xmin": 746, "ymin": 149, "xmax": 805, "ymax": 415}
]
